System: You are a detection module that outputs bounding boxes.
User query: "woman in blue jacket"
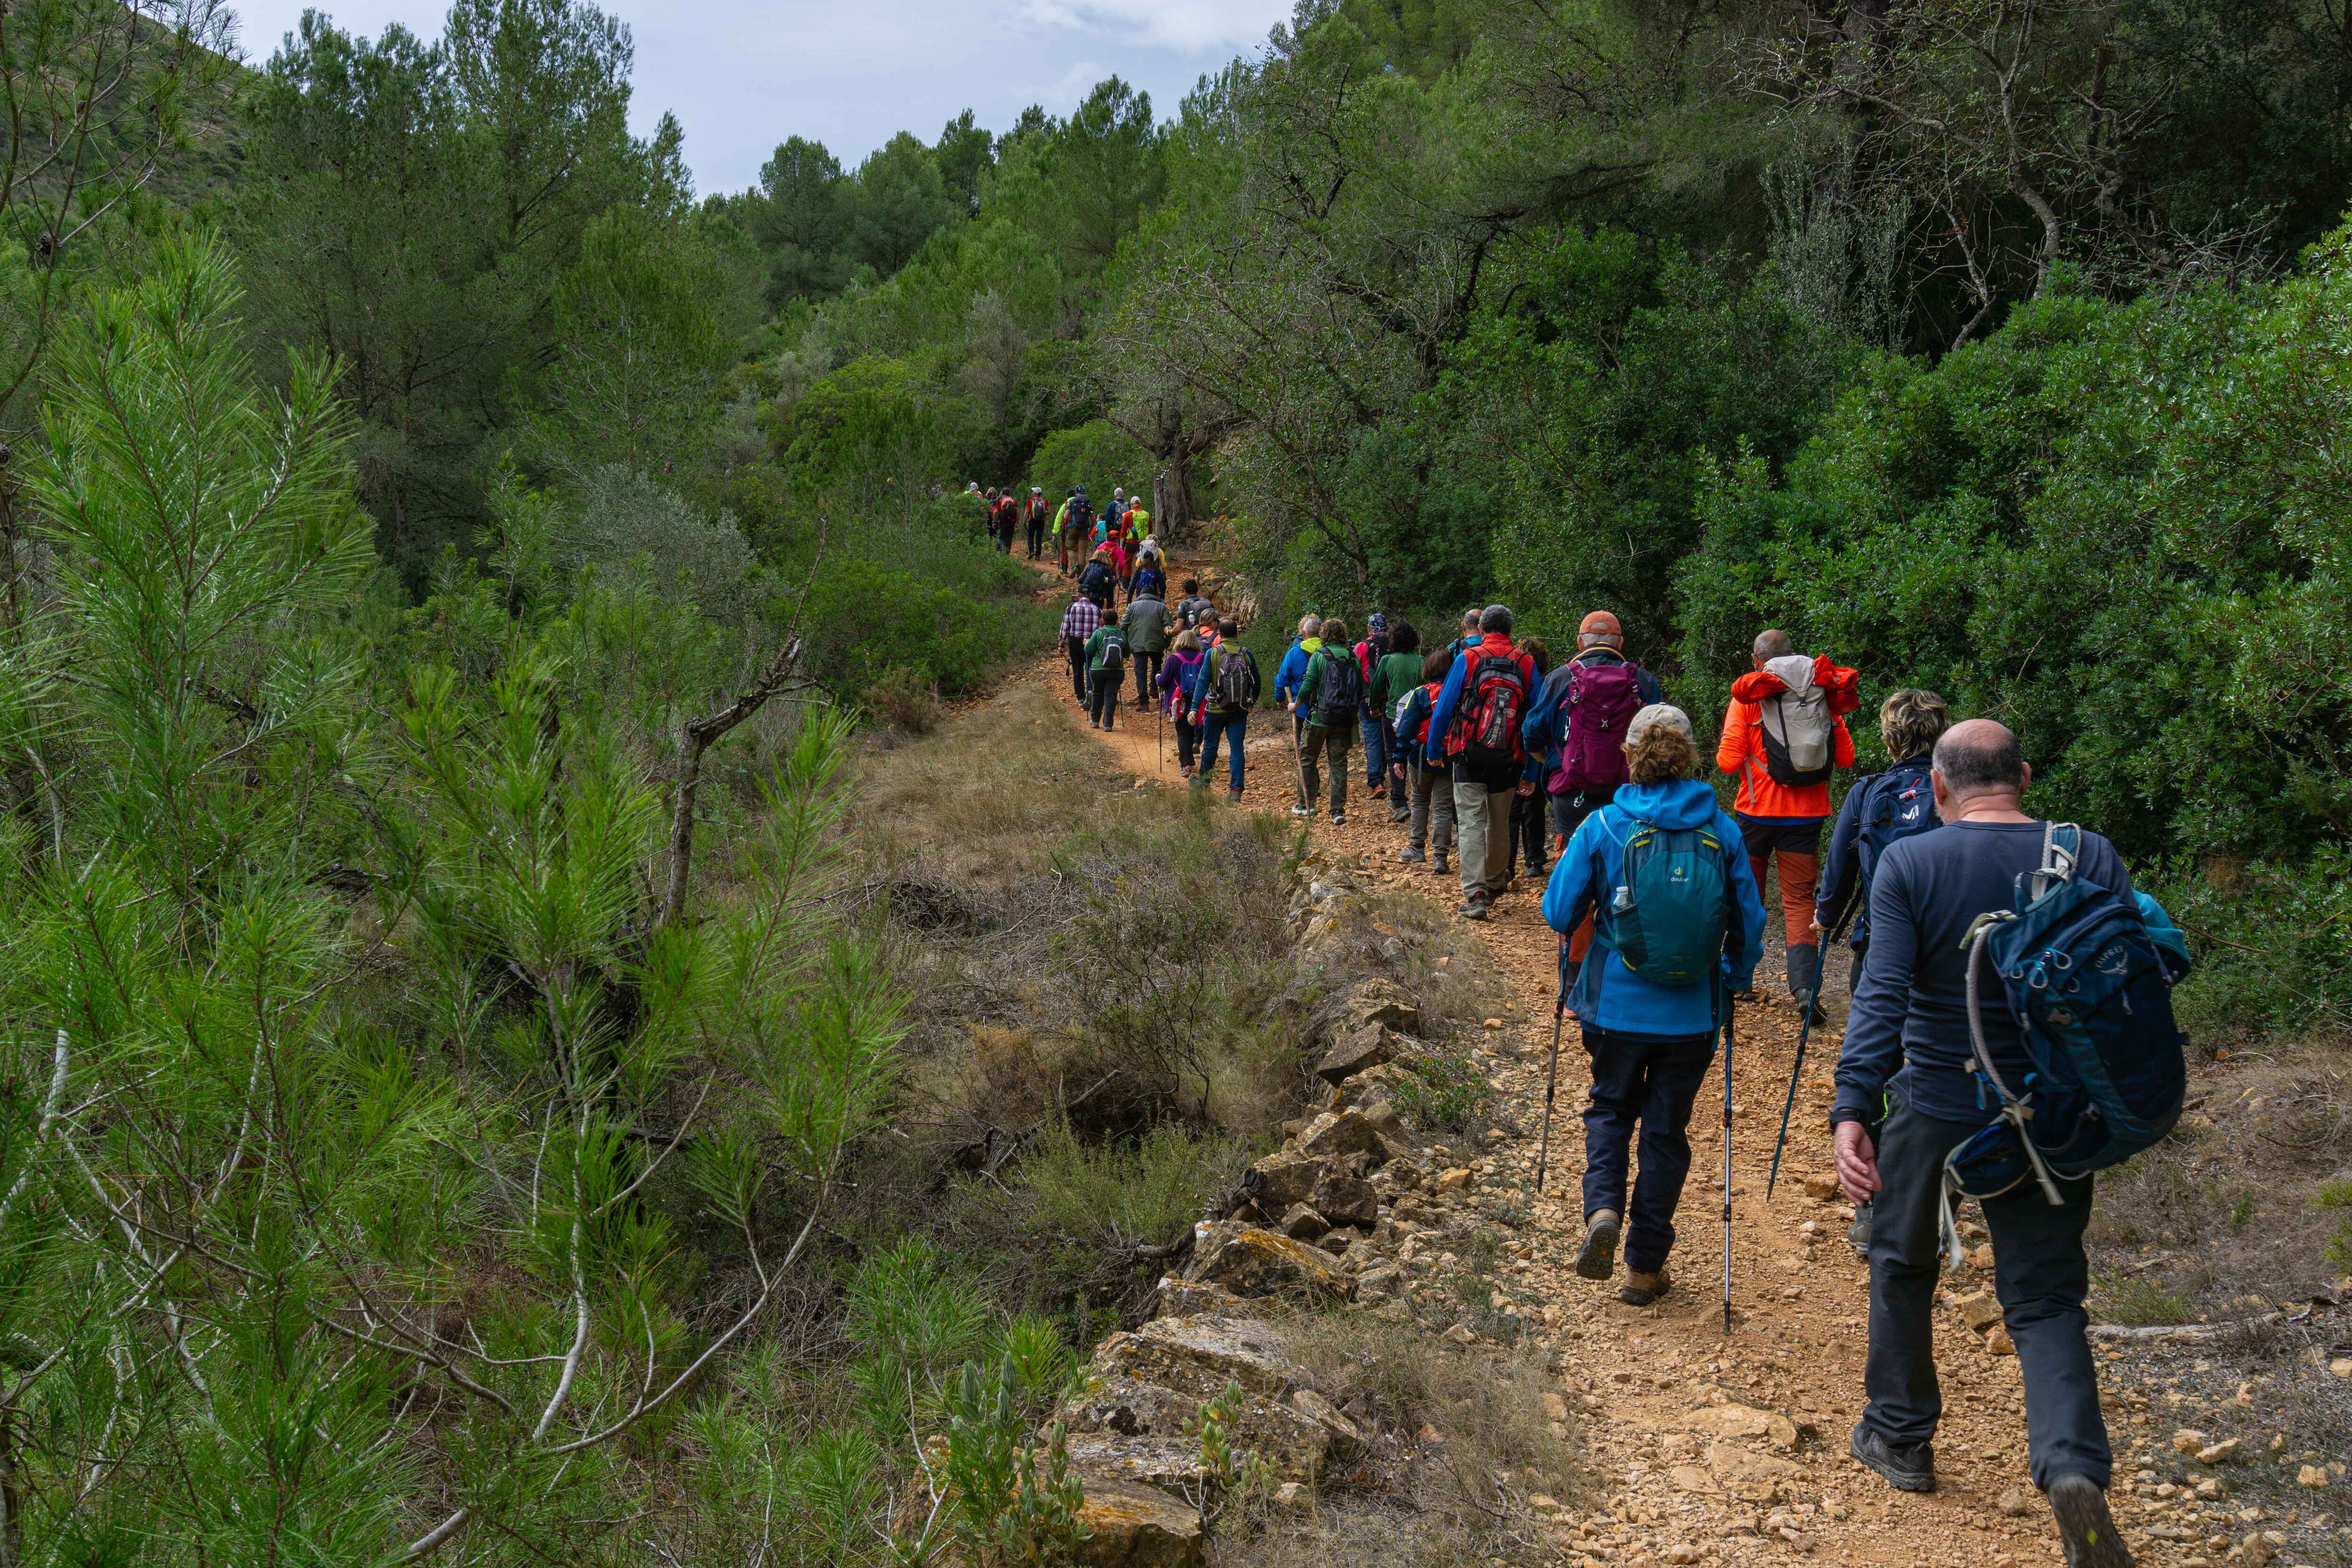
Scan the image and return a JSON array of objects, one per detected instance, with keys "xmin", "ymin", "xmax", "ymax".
[{"xmin": 1541, "ymin": 704, "xmax": 1768, "ymax": 1306}]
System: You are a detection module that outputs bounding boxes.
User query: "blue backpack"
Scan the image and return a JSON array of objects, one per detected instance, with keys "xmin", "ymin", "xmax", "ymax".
[
  {"xmin": 1856, "ymin": 763, "xmax": 1938, "ymax": 892},
  {"xmin": 1603, "ymin": 818, "xmax": 1735, "ymax": 988},
  {"xmin": 1949, "ymin": 824, "xmax": 2190, "ymax": 1205}
]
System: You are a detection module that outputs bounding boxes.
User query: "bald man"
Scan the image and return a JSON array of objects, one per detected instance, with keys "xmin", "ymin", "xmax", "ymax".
[{"xmin": 1829, "ymin": 719, "xmax": 2137, "ymax": 1568}]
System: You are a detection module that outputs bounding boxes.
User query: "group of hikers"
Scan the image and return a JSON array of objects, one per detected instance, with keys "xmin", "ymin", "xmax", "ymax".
[
  {"xmin": 1051, "ymin": 577, "xmax": 2185, "ymax": 1568},
  {"xmin": 965, "ymin": 479, "xmax": 1156, "ymax": 577}
]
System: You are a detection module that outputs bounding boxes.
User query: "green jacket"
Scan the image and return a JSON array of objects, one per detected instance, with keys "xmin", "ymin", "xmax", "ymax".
[
  {"xmin": 1371, "ymin": 651, "xmax": 1423, "ymax": 722},
  {"xmin": 1085, "ymin": 624, "xmax": 1128, "ymax": 672}
]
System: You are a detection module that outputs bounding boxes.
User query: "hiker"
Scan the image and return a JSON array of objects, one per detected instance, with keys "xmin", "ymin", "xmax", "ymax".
[
  {"xmin": 1191, "ymin": 617, "xmax": 1258, "ymax": 802},
  {"xmin": 1443, "ymin": 607, "xmax": 1482, "ymax": 657},
  {"xmin": 1427, "ymin": 605, "xmax": 1537, "ymax": 920},
  {"xmin": 1083, "ymin": 613, "xmax": 1128, "ymax": 730},
  {"xmin": 1059, "ymin": 592, "xmax": 1101, "ymax": 706},
  {"xmin": 1392, "ymin": 648, "xmax": 1456, "ymax": 874},
  {"xmin": 1271, "ymin": 615, "xmax": 1323, "ymax": 728},
  {"xmin": 1352, "ymin": 615, "xmax": 1394, "ymax": 814},
  {"xmin": 1831, "ymin": 719, "xmax": 2141, "ymax": 1568},
  {"xmin": 1175, "ymin": 577, "xmax": 1215, "ymax": 630},
  {"xmin": 1160, "ymin": 629, "xmax": 1207, "ymax": 775},
  {"xmin": 1507, "ymin": 638, "xmax": 1553, "ymax": 884},
  {"xmin": 1546, "ymin": 703, "xmax": 1766, "ymax": 1307},
  {"xmin": 1053, "ymin": 492, "xmax": 1078, "ymax": 576},
  {"xmin": 1524, "ymin": 611, "xmax": 1664, "ymax": 955},
  {"xmin": 1024, "ymin": 486, "xmax": 1048, "ymax": 559},
  {"xmin": 1121, "ymin": 586, "xmax": 1173, "ymax": 710},
  {"xmin": 994, "ymin": 490, "xmax": 1020, "ymax": 553},
  {"xmin": 1078, "ymin": 546, "xmax": 1117, "ymax": 613},
  {"xmin": 1295, "ymin": 618, "xmax": 1361, "ymax": 823},
  {"xmin": 1367, "ymin": 619, "xmax": 1423, "ymax": 824},
  {"xmin": 1812, "ymin": 687, "xmax": 1950, "ymax": 1255},
  {"xmin": 1133, "ymin": 547, "xmax": 1168, "ymax": 605},
  {"xmin": 1717, "ymin": 629, "xmax": 1858, "ymax": 1006}
]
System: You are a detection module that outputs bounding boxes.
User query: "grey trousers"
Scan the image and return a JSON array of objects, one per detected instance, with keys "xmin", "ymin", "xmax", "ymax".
[
  {"xmin": 1451, "ymin": 780, "xmax": 1513, "ymax": 899},
  {"xmin": 1409, "ymin": 765, "xmax": 1456, "ymax": 853}
]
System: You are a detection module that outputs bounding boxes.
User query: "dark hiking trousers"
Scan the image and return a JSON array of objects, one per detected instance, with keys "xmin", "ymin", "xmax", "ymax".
[
  {"xmin": 1065, "ymin": 637, "xmax": 1089, "ymax": 703},
  {"xmin": 1864, "ymin": 1101, "xmax": 2111, "ymax": 1491},
  {"xmin": 1132, "ymin": 649, "xmax": 1162, "ymax": 706},
  {"xmin": 1026, "ymin": 520, "xmax": 1044, "ymax": 557},
  {"xmin": 1088, "ymin": 669, "xmax": 1122, "ymax": 729},
  {"xmin": 1581, "ymin": 1026, "xmax": 1716, "ymax": 1275},
  {"xmin": 1174, "ymin": 715, "xmax": 1199, "ymax": 772}
]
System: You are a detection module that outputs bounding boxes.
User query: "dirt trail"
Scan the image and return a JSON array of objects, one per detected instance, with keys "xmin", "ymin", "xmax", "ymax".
[{"xmin": 1018, "ymin": 554, "xmax": 2155, "ymax": 1568}]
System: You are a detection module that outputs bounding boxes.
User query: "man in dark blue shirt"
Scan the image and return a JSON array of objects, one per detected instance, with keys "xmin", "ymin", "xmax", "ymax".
[{"xmin": 1831, "ymin": 719, "xmax": 2135, "ymax": 1568}]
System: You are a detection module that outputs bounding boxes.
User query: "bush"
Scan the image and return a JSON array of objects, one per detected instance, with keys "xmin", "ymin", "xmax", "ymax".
[
  {"xmin": 866, "ymin": 663, "xmax": 942, "ymax": 733},
  {"xmin": 1029, "ymin": 419, "xmax": 1151, "ymax": 504}
]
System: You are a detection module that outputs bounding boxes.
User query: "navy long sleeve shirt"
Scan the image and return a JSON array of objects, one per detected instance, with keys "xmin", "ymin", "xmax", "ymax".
[{"xmin": 1832, "ymin": 820, "xmax": 2133, "ymax": 1130}]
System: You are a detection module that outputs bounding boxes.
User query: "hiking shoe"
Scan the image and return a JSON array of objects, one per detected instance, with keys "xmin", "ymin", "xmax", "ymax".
[
  {"xmin": 1847, "ymin": 1200, "xmax": 1873, "ymax": 1256},
  {"xmin": 1620, "ymin": 1267, "xmax": 1671, "ymax": 1307},
  {"xmin": 1848, "ymin": 1423, "xmax": 1936, "ymax": 1494},
  {"xmin": 1228, "ymin": 788, "xmax": 1243, "ymax": 803},
  {"xmin": 1291, "ymin": 804, "xmax": 1312, "ymax": 818},
  {"xmin": 1088, "ymin": 719, "xmax": 1100, "ymax": 729},
  {"xmin": 1398, "ymin": 847, "xmax": 1427, "ymax": 864},
  {"xmin": 1432, "ymin": 853, "xmax": 1451, "ymax": 875},
  {"xmin": 1457, "ymin": 896, "xmax": 1489, "ymax": 921},
  {"xmin": 1330, "ymin": 812, "xmax": 1346, "ymax": 826},
  {"xmin": 1574, "ymin": 1211, "xmax": 1620, "ymax": 1281},
  {"xmin": 1389, "ymin": 807, "xmax": 1411, "ymax": 824},
  {"xmin": 2050, "ymin": 1473, "xmax": 2134, "ymax": 1568}
]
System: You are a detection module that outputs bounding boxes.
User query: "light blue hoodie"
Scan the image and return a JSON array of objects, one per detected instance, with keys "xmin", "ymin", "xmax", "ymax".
[{"xmin": 1541, "ymin": 779, "xmax": 1768, "ymax": 1037}]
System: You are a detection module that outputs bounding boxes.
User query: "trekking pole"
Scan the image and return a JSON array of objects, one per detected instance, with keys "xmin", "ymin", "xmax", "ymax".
[
  {"xmin": 1157, "ymin": 681, "xmax": 1165, "ymax": 772},
  {"xmin": 1721, "ymin": 997, "xmax": 1736, "ymax": 1335},
  {"xmin": 1534, "ymin": 933, "xmax": 1571, "ymax": 1194},
  {"xmin": 1765, "ymin": 908, "xmax": 1856, "ymax": 1199}
]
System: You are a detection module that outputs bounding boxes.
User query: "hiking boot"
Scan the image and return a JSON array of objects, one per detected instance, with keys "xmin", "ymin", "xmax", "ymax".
[
  {"xmin": 2049, "ymin": 1473, "xmax": 2134, "ymax": 1568},
  {"xmin": 1432, "ymin": 852, "xmax": 1451, "ymax": 875},
  {"xmin": 1457, "ymin": 895, "xmax": 1489, "ymax": 921},
  {"xmin": 1389, "ymin": 807, "xmax": 1411, "ymax": 824},
  {"xmin": 1228, "ymin": 787, "xmax": 1243, "ymax": 803},
  {"xmin": 1848, "ymin": 1422, "xmax": 1936, "ymax": 1494},
  {"xmin": 1846, "ymin": 1200, "xmax": 1873, "ymax": 1256},
  {"xmin": 1574, "ymin": 1210, "xmax": 1620, "ymax": 1281},
  {"xmin": 1398, "ymin": 846, "xmax": 1427, "ymax": 864},
  {"xmin": 1088, "ymin": 718, "xmax": 1100, "ymax": 729},
  {"xmin": 1620, "ymin": 1267, "xmax": 1671, "ymax": 1306}
]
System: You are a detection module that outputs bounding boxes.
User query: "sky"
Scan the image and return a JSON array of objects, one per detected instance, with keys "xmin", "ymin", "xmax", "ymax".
[{"xmin": 225, "ymin": 0, "xmax": 1291, "ymax": 197}]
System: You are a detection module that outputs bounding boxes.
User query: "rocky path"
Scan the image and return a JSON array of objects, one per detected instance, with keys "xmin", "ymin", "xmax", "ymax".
[
  {"xmin": 1019, "ymin": 558, "xmax": 2328, "ymax": 1568},
  {"xmin": 1023, "ymin": 648, "xmax": 2037, "ymax": 1563}
]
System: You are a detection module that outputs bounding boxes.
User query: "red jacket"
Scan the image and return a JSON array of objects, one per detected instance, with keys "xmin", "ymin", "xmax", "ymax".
[{"xmin": 1716, "ymin": 656, "xmax": 1859, "ymax": 819}]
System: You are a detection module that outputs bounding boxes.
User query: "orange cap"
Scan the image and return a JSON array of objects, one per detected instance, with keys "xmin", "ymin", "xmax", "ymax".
[{"xmin": 1579, "ymin": 611, "xmax": 1623, "ymax": 639}]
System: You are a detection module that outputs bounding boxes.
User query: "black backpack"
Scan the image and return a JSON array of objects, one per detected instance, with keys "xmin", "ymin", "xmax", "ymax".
[
  {"xmin": 1079, "ymin": 560, "xmax": 1113, "ymax": 604},
  {"xmin": 1212, "ymin": 648, "xmax": 1258, "ymax": 711},
  {"xmin": 1311, "ymin": 650, "xmax": 1363, "ymax": 727}
]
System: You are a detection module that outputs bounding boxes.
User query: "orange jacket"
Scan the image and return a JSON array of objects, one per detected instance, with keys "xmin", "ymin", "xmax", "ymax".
[{"xmin": 1716, "ymin": 695, "xmax": 1854, "ymax": 819}]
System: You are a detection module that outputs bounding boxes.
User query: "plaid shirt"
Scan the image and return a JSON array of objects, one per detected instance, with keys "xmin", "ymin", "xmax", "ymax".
[{"xmin": 1059, "ymin": 599, "xmax": 1102, "ymax": 640}]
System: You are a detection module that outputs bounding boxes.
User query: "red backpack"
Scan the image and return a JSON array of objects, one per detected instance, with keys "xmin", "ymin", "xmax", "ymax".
[{"xmin": 1451, "ymin": 652, "xmax": 1529, "ymax": 771}]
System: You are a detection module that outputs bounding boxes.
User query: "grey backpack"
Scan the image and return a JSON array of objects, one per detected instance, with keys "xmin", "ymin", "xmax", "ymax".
[{"xmin": 1756, "ymin": 654, "xmax": 1833, "ymax": 786}]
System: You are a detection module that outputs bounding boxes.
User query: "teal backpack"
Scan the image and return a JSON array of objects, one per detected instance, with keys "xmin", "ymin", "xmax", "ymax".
[{"xmin": 1603, "ymin": 819, "xmax": 1735, "ymax": 987}]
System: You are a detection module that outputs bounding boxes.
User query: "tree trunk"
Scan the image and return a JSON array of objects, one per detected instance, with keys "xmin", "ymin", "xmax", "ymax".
[{"xmin": 657, "ymin": 633, "xmax": 807, "ymax": 931}]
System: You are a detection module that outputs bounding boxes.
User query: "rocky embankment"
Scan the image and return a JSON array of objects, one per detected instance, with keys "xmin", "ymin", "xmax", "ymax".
[{"xmin": 1050, "ymin": 860, "xmax": 1547, "ymax": 1566}]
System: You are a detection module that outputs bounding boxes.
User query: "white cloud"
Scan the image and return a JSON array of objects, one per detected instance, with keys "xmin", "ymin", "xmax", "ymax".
[{"xmin": 1023, "ymin": 0, "xmax": 1284, "ymax": 52}]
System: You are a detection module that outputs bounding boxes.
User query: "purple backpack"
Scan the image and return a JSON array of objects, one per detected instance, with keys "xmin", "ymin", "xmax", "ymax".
[{"xmin": 1548, "ymin": 658, "xmax": 1645, "ymax": 796}]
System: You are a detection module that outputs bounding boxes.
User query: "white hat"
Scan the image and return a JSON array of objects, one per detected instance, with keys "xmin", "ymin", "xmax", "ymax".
[{"xmin": 1625, "ymin": 703, "xmax": 1693, "ymax": 747}]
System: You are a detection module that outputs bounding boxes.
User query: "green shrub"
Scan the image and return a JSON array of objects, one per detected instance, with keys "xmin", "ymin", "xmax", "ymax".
[{"xmin": 866, "ymin": 663, "xmax": 943, "ymax": 733}]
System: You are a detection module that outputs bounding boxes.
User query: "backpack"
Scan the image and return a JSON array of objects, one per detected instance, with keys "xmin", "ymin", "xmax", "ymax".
[
  {"xmin": 1135, "ymin": 565, "xmax": 1166, "ymax": 600},
  {"xmin": 1603, "ymin": 816, "xmax": 1735, "ymax": 988},
  {"xmin": 1550, "ymin": 657, "xmax": 1644, "ymax": 796},
  {"xmin": 1212, "ymin": 648, "xmax": 1257, "ymax": 711},
  {"xmin": 1096, "ymin": 627, "xmax": 1126, "ymax": 670},
  {"xmin": 1949, "ymin": 824, "xmax": 2190, "ymax": 1203},
  {"xmin": 1079, "ymin": 561, "xmax": 1113, "ymax": 603},
  {"xmin": 1756, "ymin": 658, "xmax": 1835, "ymax": 786},
  {"xmin": 1451, "ymin": 653, "xmax": 1528, "ymax": 771},
  {"xmin": 1311, "ymin": 651, "xmax": 1363, "ymax": 727},
  {"xmin": 1853, "ymin": 764, "xmax": 1938, "ymax": 908}
]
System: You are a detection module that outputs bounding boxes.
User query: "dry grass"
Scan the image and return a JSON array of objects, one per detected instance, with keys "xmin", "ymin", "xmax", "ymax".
[
  {"xmin": 1209, "ymin": 1311, "xmax": 1587, "ymax": 1568},
  {"xmin": 2088, "ymin": 1037, "xmax": 2352, "ymax": 1321}
]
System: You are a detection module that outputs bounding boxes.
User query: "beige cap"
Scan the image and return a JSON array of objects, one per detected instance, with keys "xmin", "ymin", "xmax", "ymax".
[{"xmin": 1625, "ymin": 703, "xmax": 1692, "ymax": 747}]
